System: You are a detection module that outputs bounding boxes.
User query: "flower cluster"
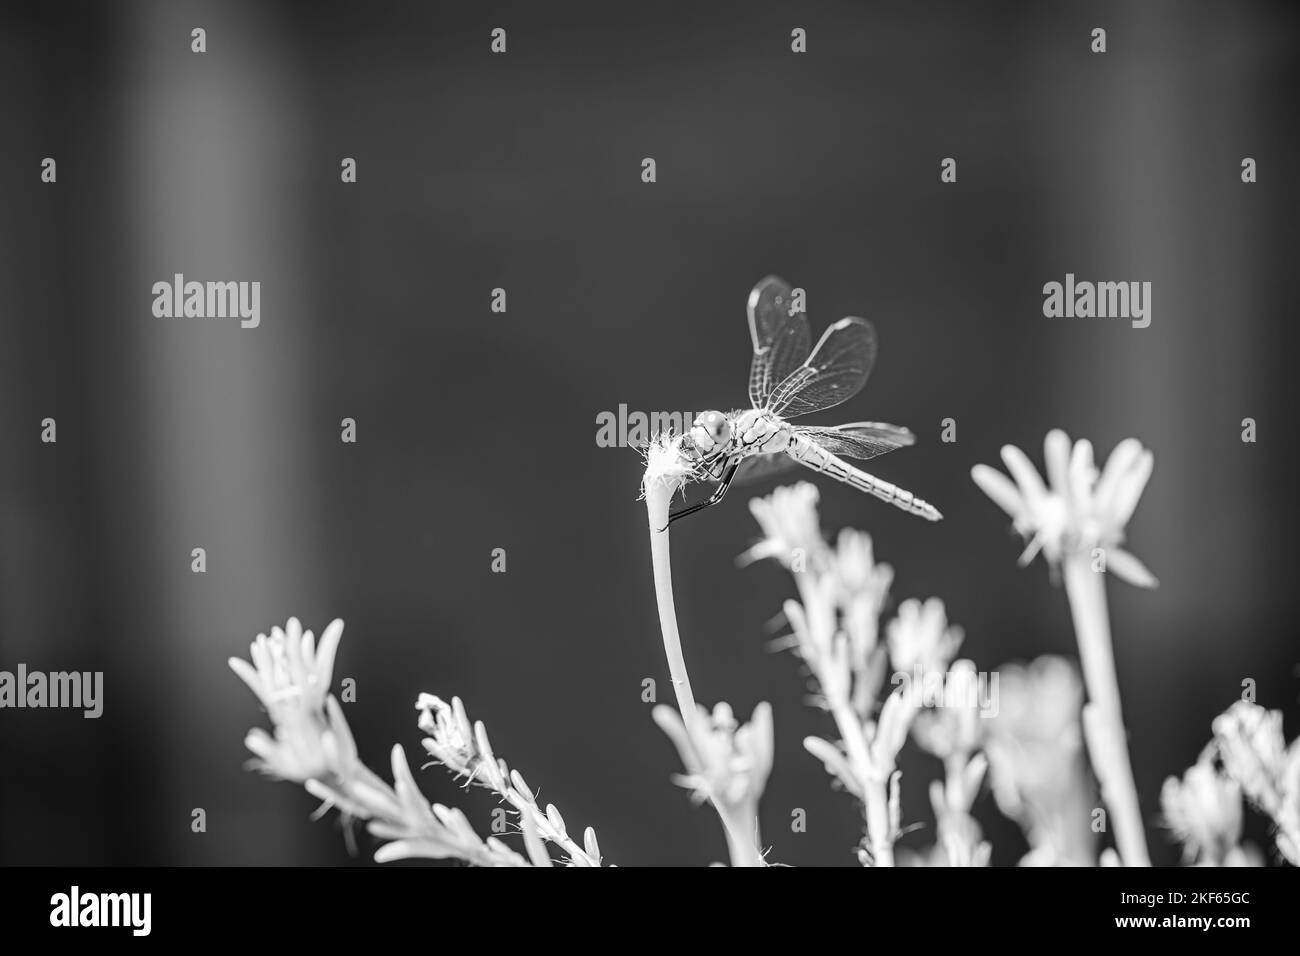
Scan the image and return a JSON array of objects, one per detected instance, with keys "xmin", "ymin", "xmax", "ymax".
[
  {"xmin": 741, "ymin": 483, "xmax": 832, "ymax": 573},
  {"xmin": 744, "ymin": 482, "xmax": 928, "ymax": 866},
  {"xmin": 971, "ymin": 430, "xmax": 1157, "ymax": 587},
  {"xmin": 744, "ymin": 482, "xmax": 895, "ymax": 721},
  {"xmin": 417, "ymin": 694, "xmax": 602, "ymax": 867},
  {"xmin": 229, "ymin": 617, "xmax": 345, "ymax": 782},
  {"xmin": 653, "ymin": 701, "xmax": 774, "ymax": 812},
  {"xmin": 1209, "ymin": 701, "xmax": 1300, "ymax": 865},
  {"xmin": 231, "ymin": 618, "xmax": 530, "ymax": 866},
  {"xmin": 745, "ymin": 481, "xmax": 1001, "ymax": 866},
  {"xmin": 1160, "ymin": 753, "xmax": 1247, "ymax": 866},
  {"xmin": 883, "ymin": 594, "xmax": 988, "ymax": 867},
  {"xmin": 887, "ymin": 597, "xmax": 964, "ymax": 676},
  {"xmin": 974, "ymin": 429, "xmax": 1157, "ymax": 868},
  {"xmin": 653, "ymin": 700, "xmax": 774, "ymax": 866},
  {"xmin": 910, "ymin": 658, "xmax": 984, "ymax": 762},
  {"xmin": 984, "ymin": 655, "xmax": 1098, "ymax": 866},
  {"xmin": 907, "ymin": 657, "xmax": 991, "ymax": 868},
  {"xmin": 1158, "ymin": 700, "xmax": 1300, "ymax": 868}
]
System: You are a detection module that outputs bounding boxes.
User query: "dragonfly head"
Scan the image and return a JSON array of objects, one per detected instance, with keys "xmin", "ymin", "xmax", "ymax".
[{"xmin": 683, "ymin": 410, "xmax": 732, "ymax": 461}]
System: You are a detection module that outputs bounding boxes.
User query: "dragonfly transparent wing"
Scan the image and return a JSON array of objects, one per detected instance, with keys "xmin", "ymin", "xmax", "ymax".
[
  {"xmin": 765, "ymin": 317, "xmax": 877, "ymax": 419},
  {"xmin": 791, "ymin": 421, "xmax": 915, "ymax": 460},
  {"xmin": 747, "ymin": 276, "xmax": 812, "ymax": 409},
  {"xmin": 735, "ymin": 422, "xmax": 913, "ymax": 487},
  {"xmin": 733, "ymin": 451, "xmax": 800, "ymax": 486}
]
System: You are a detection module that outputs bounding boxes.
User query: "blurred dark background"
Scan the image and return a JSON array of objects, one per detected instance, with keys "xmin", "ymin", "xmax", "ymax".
[{"xmin": 1, "ymin": 0, "xmax": 1297, "ymax": 866}]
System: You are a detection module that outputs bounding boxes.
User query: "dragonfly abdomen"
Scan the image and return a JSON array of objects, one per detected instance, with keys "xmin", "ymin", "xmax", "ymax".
[{"xmin": 787, "ymin": 433, "xmax": 943, "ymax": 521}]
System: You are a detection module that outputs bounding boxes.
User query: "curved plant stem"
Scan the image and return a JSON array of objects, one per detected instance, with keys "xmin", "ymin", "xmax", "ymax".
[
  {"xmin": 1062, "ymin": 553, "xmax": 1151, "ymax": 867},
  {"xmin": 645, "ymin": 482, "xmax": 700, "ymax": 725},
  {"xmin": 644, "ymin": 478, "xmax": 764, "ymax": 867}
]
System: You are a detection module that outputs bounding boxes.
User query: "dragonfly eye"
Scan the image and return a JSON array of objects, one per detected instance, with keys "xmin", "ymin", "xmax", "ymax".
[{"xmin": 695, "ymin": 411, "xmax": 731, "ymax": 448}]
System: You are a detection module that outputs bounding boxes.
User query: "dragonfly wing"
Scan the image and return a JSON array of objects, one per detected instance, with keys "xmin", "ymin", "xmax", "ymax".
[
  {"xmin": 732, "ymin": 450, "xmax": 802, "ymax": 486},
  {"xmin": 791, "ymin": 421, "xmax": 915, "ymax": 461},
  {"xmin": 735, "ymin": 423, "xmax": 913, "ymax": 487},
  {"xmin": 747, "ymin": 276, "xmax": 812, "ymax": 409},
  {"xmin": 765, "ymin": 317, "xmax": 877, "ymax": 419}
]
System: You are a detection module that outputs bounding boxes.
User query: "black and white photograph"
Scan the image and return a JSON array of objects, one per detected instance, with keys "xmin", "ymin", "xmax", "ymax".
[{"xmin": 1, "ymin": 0, "xmax": 1297, "ymax": 938}]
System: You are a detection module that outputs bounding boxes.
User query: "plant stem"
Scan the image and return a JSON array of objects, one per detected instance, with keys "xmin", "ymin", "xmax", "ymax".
[
  {"xmin": 863, "ymin": 776, "xmax": 896, "ymax": 867},
  {"xmin": 936, "ymin": 754, "xmax": 986, "ymax": 866},
  {"xmin": 644, "ymin": 481, "xmax": 700, "ymax": 727},
  {"xmin": 1062, "ymin": 553, "xmax": 1151, "ymax": 867},
  {"xmin": 827, "ymin": 696, "xmax": 895, "ymax": 866},
  {"xmin": 794, "ymin": 574, "xmax": 896, "ymax": 866},
  {"xmin": 644, "ymin": 479, "xmax": 764, "ymax": 867},
  {"xmin": 718, "ymin": 806, "xmax": 765, "ymax": 868}
]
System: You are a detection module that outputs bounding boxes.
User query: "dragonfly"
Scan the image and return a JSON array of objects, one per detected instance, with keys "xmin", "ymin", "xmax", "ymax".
[{"xmin": 668, "ymin": 275, "xmax": 942, "ymax": 525}]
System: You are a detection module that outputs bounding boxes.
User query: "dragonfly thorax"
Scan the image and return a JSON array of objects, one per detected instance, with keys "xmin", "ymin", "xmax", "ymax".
[{"xmin": 732, "ymin": 408, "xmax": 789, "ymax": 453}]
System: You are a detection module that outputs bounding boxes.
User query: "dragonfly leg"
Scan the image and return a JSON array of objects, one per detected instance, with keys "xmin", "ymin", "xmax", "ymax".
[{"xmin": 665, "ymin": 459, "xmax": 741, "ymax": 528}]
